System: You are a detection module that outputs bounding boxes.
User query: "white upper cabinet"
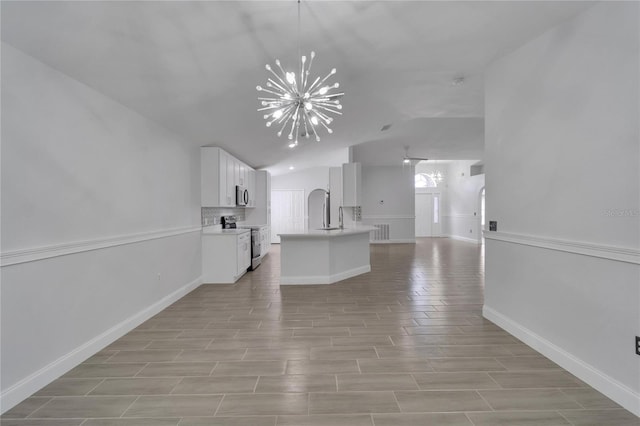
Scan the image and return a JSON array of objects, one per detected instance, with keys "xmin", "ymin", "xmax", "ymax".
[
  {"xmin": 226, "ymin": 153, "xmax": 235, "ymax": 205},
  {"xmin": 202, "ymin": 147, "xmax": 232, "ymax": 207},
  {"xmin": 201, "ymin": 146, "xmax": 256, "ymax": 208},
  {"xmin": 247, "ymin": 168, "xmax": 256, "ymax": 207},
  {"xmin": 342, "ymin": 162, "xmax": 362, "ymax": 207},
  {"xmin": 245, "ymin": 170, "xmax": 270, "ymax": 223},
  {"xmin": 238, "ymin": 162, "xmax": 245, "ymax": 187}
]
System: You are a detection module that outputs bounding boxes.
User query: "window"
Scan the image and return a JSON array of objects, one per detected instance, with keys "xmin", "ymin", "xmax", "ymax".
[{"xmin": 415, "ymin": 173, "xmax": 437, "ymax": 188}]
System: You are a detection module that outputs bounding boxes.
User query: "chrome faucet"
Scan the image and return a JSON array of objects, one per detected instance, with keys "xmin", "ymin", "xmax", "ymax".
[{"xmin": 338, "ymin": 206, "xmax": 344, "ymax": 229}]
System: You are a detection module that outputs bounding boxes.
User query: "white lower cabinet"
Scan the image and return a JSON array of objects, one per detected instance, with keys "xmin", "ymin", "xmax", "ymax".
[
  {"xmin": 202, "ymin": 230, "xmax": 251, "ymax": 283},
  {"xmin": 237, "ymin": 232, "xmax": 251, "ymax": 275},
  {"xmin": 259, "ymin": 226, "xmax": 270, "ymax": 258}
]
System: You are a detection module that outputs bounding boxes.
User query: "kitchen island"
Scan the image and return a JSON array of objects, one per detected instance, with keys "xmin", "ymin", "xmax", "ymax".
[{"xmin": 278, "ymin": 226, "xmax": 376, "ymax": 285}]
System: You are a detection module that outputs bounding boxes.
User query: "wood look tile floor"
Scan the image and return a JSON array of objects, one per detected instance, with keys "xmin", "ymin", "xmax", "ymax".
[{"xmin": 3, "ymin": 239, "xmax": 637, "ymax": 426}]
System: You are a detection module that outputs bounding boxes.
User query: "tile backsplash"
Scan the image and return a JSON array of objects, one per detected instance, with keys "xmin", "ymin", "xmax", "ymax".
[{"xmin": 201, "ymin": 207, "xmax": 246, "ymax": 226}]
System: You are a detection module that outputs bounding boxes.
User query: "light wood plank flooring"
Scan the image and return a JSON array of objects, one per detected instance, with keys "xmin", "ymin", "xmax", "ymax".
[{"xmin": 3, "ymin": 238, "xmax": 637, "ymax": 425}]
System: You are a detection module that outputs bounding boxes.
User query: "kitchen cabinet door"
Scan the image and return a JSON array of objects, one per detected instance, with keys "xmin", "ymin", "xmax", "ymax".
[
  {"xmin": 239, "ymin": 162, "xmax": 246, "ymax": 187},
  {"xmin": 236, "ymin": 233, "xmax": 251, "ymax": 275},
  {"xmin": 247, "ymin": 169, "xmax": 256, "ymax": 207},
  {"xmin": 201, "ymin": 147, "xmax": 230, "ymax": 207},
  {"xmin": 259, "ymin": 226, "xmax": 270, "ymax": 257},
  {"xmin": 342, "ymin": 162, "xmax": 362, "ymax": 207},
  {"xmin": 226, "ymin": 155, "xmax": 235, "ymax": 206}
]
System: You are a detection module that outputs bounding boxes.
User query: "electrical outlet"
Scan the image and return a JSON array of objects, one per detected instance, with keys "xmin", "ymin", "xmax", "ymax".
[{"xmin": 636, "ymin": 336, "xmax": 640, "ymax": 356}]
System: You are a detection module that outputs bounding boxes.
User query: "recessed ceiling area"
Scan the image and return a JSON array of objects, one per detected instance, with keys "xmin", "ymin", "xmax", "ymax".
[
  {"xmin": 1, "ymin": 1, "xmax": 594, "ymax": 172},
  {"xmin": 352, "ymin": 117, "xmax": 484, "ymax": 166}
]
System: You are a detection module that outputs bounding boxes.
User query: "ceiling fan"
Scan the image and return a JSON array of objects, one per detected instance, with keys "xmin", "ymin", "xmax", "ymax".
[{"xmin": 402, "ymin": 146, "xmax": 428, "ymax": 164}]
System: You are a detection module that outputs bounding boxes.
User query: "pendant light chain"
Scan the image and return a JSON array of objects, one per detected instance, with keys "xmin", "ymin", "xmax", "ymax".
[{"xmin": 297, "ymin": 0, "xmax": 301, "ymax": 63}]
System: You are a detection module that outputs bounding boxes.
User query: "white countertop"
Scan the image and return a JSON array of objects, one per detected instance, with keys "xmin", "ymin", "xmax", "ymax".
[
  {"xmin": 202, "ymin": 226, "xmax": 250, "ymax": 236},
  {"xmin": 278, "ymin": 225, "xmax": 377, "ymax": 239},
  {"xmin": 237, "ymin": 224, "xmax": 268, "ymax": 229}
]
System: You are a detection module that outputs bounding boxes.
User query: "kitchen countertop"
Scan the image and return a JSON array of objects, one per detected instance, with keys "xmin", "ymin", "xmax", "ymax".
[
  {"xmin": 202, "ymin": 226, "xmax": 250, "ymax": 235},
  {"xmin": 278, "ymin": 225, "xmax": 377, "ymax": 239}
]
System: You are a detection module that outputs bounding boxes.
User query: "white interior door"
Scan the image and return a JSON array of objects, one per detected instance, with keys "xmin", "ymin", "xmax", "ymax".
[
  {"xmin": 415, "ymin": 193, "xmax": 433, "ymax": 237},
  {"xmin": 415, "ymin": 193, "xmax": 441, "ymax": 237},
  {"xmin": 271, "ymin": 189, "xmax": 305, "ymax": 243}
]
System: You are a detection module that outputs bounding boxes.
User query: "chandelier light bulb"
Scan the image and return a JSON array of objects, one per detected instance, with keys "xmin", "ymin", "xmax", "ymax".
[{"xmin": 257, "ymin": 50, "xmax": 343, "ymax": 146}]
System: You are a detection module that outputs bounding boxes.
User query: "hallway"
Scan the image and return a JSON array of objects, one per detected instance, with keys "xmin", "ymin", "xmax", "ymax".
[{"xmin": 2, "ymin": 239, "xmax": 635, "ymax": 425}]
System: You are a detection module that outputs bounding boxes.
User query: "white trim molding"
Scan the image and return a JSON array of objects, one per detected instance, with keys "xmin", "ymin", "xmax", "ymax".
[
  {"xmin": 1, "ymin": 226, "xmax": 202, "ymax": 267},
  {"xmin": 484, "ymin": 231, "xmax": 639, "ymax": 265},
  {"xmin": 0, "ymin": 276, "xmax": 203, "ymax": 414},
  {"xmin": 484, "ymin": 306, "xmax": 640, "ymax": 417}
]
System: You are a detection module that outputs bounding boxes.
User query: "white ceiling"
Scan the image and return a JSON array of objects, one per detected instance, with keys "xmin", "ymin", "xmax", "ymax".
[{"xmin": 1, "ymin": 1, "xmax": 593, "ymax": 174}]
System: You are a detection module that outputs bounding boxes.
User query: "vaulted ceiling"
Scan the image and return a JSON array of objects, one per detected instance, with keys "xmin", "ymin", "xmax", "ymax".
[{"xmin": 2, "ymin": 1, "xmax": 592, "ymax": 174}]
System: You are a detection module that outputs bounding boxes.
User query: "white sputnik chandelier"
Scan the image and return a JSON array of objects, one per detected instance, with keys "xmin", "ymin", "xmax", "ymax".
[{"xmin": 256, "ymin": 0, "xmax": 343, "ymax": 148}]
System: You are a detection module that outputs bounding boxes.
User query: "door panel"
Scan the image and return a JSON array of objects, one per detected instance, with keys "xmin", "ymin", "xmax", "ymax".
[
  {"xmin": 415, "ymin": 193, "xmax": 433, "ymax": 237},
  {"xmin": 271, "ymin": 189, "xmax": 305, "ymax": 243},
  {"xmin": 415, "ymin": 193, "xmax": 441, "ymax": 237}
]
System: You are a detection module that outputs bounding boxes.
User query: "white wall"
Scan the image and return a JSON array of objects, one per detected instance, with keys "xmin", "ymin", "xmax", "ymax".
[
  {"xmin": 361, "ymin": 165, "xmax": 415, "ymax": 242},
  {"xmin": 484, "ymin": 2, "xmax": 639, "ymax": 415},
  {"xmin": 1, "ymin": 44, "xmax": 202, "ymax": 412},
  {"xmin": 443, "ymin": 161, "xmax": 484, "ymax": 243}
]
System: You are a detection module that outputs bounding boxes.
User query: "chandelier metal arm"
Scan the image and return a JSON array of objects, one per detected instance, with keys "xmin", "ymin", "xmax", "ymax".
[{"xmin": 256, "ymin": 1, "xmax": 342, "ymax": 147}]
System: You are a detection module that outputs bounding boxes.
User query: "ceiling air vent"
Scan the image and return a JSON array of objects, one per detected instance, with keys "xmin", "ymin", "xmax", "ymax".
[{"xmin": 380, "ymin": 123, "xmax": 393, "ymax": 132}]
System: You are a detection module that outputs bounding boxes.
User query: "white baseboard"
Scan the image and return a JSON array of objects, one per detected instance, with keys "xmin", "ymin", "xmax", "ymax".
[
  {"xmin": 447, "ymin": 234, "xmax": 481, "ymax": 244},
  {"xmin": 0, "ymin": 276, "xmax": 202, "ymax": 414},
  {"xmin": 280, "ymin": 265, "xmax": 371, "ymax": 285},
  {"xmin": 370, "ymin": 239, "xmax": 416, "ymax": 244},
  {"xmin": 483, "ymin": 306, "xmax": 640, "ymax": 417}
]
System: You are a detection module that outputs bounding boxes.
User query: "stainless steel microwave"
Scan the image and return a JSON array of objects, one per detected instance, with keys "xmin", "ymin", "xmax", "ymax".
[{"xmin": 236, "ymin": 185, "xmax": 249, "ymax": 206}]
